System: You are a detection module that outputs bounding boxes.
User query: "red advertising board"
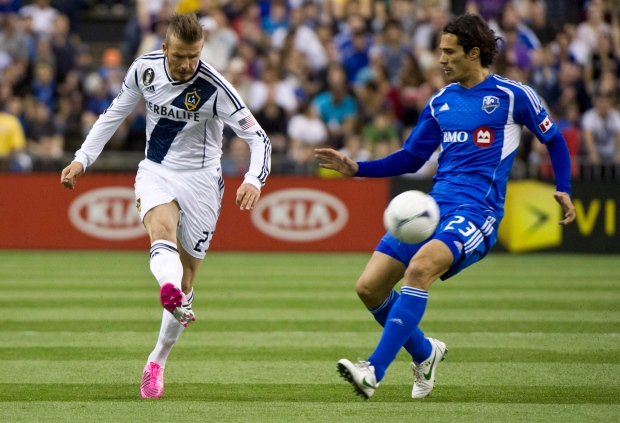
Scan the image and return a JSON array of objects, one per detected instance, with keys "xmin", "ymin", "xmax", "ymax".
[{"xmin": 0, "ymin": 174, "xmax": 389, "ymax": 252}]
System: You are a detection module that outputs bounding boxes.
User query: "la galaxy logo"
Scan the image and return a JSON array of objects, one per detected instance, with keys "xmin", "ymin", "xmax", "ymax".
[
  {"xmin": 185, "ymin": 91, "xmax": 201, "ymax": 111},
  {"xmin": 142, "ymin": 68, "xmax": 154, "ymax": 86},
  {"xmin": 136, "ymin": 197, "xmax": 142, "ymax": 213},
  {"xmin": 482, "ymin": 96, "xmax": 500, "ymax": 114}
]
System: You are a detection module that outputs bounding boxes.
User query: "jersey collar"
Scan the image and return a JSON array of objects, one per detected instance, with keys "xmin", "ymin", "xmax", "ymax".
[{"xmin": 163, "ymin": 57, "xmax": 201, "ymax": 86}]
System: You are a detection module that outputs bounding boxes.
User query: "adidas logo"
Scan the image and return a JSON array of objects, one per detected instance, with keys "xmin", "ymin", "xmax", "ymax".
[
  {"xmin": 389, "ymin": 318, "xmax": 403, "ymax": 326},
  {"xmin": 439, "ymin": 103, "xmax": 450, "ymax": 111},
  {"xmin": 145, "ymin": 85, "xmax": 156, "ymax": 94}
]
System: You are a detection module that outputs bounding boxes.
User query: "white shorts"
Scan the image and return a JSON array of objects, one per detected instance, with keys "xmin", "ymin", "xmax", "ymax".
[{"xmin": 134, "ymin": 159, "xmax": 224, "ymax": 259}]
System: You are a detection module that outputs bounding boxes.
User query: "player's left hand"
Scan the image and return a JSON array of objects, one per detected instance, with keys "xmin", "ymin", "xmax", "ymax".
[
  {"xmin": 236, "ymin": 183, "xmax": 260, "ymax": 211},
  {"xmin": 554, "ymin": 192, "xmax": 575, "ymax": 225}
]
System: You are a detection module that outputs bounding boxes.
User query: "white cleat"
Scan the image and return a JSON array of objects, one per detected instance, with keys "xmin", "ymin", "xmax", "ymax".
[
  {"xmin": 411, "ymin": 338, "xmax": 448, "ymax": 398},
  {"xmin": 337, "ymin": 358, "xmax": 379, "ymax": 400}
]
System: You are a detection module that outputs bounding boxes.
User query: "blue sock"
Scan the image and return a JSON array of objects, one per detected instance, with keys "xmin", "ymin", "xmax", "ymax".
[
  {"xmin": 367, "ymin": 287, "xmax": 428, "ymax": 381},
  {"xmin": 369, "ymin": 290, "xmax": 432, "ymax": 363}
]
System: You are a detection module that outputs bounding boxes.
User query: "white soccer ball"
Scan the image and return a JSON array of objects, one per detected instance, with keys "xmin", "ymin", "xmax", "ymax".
[{"xmin": 383, "ymin": 190, "xmax": 440, "ymax": 244}]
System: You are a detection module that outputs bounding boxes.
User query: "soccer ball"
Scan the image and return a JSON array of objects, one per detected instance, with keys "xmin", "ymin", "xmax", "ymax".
[{"xmin": 383, "ymin": 190, "xmax": 440, "ymax": 244}]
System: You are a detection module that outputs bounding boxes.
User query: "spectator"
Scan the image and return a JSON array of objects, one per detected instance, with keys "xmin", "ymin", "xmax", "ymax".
[
  {"xmin": 199, "ymin": 12, "xmax": 238, "ymax": 73},
  {"xmin": 0, "ymin": 98, "xmax": 29, "ymax": 172},
  {"xmin": 495, "ymin": 25, "xmax": 533, "ymax": 75},
  {"xmin": 312, "ymin": 63, "xmax": 357, "ymax": 147},
  {"xmin": 254, "ymin": 86, "xmax": 288, "ymax": 154},
  {"xmin": 526, "ymin": 0, "xmax": 558, "ymax": 46},
  {"xmin": 376, "ymin": 19, "xmax": 411, "ymax": 86},
  {"xmin": 287, "ymin": 101, "xmax": 328, "ymax": 168},
  {"xmin": 363, "ymin": 109, "xmax": 400, "ymax": 158},
  {"xmin": 137, "ymin": 16, "xmax": 169, "ymax": 57},
  {"xmin": 262, "ymin": 0, "xmax": 288, "ymax": 35},
  {"xmin": 585, "ymin": 32, "xmax": 619, "ymax": 95},
  {"xmin": 570, "ymin": 3, "xmax": 611, "ymax": 66},
  {"xmin": 341, "ymin": 29, "xmax": 369, "ymax": 83},
  {"xmin": 247, "ymin": 65, "xmax": 298, "ymax": 115},
  {"xmin": 30, "ymin": 60, "xmax": 56, "ymax": 112},
  {"xmin": 0, "ymin": 13, "xmax": 30, "ymax": 69},
  {"xmin": 223, "ymin": 56, "xmax": 252, "ymax": 104},
  {"xmin": 466, "ymin": 0, "xmax": 509, "ymax": 24},
  {"xmin": 581, "ymin": 91, "xmax": 620, "ymax": 166},
  {"xmin": 50, "ymin": 14, "xmax": 76, "ymax": 85},
  {"xmin": 24, "ymin": 99, "xmax": 63, "ymax": 162},
  {"xmin": 412, "ymin": 7, "xmax": 448, "ymax": 68},
  {"xmin": 338, "ymin": 132, "xmax": 371, "ymax": 162},
  {"xmin": 19, "ymin": 0, "xmax": 58, "ymax": 38},
  {"xmin": 221, "ymin": 136, "xmax": 251, "ymax": 176},
  {"xmin": 272, "ymin": 6, "xmax": 327, "ymax": 72}
]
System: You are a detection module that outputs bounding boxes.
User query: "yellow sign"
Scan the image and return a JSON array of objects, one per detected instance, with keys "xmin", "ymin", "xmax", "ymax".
[{"xmin": 497, "ymin": 181, "xmax": 562, "ymax": 252}]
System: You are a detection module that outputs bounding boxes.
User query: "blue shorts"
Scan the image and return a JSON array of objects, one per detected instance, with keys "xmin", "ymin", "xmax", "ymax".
[{"xmin": 376, "ymin": 204, "xmax": 499, "ymax": 280}]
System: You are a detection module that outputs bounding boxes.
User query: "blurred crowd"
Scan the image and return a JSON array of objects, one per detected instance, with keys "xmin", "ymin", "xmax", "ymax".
[{"xmin": 1, "ymin": 0, "xmax": 619, "ymax": 180}]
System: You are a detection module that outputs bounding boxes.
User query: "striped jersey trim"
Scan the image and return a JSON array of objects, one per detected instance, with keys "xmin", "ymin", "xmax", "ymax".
[
  {"xmin": 492, "ymin": 75, "xmax": 542, "ymax": 114},
  {"xmin": 256, "ymin": 130, "xmax": 271, "ymax": 184},
  {"xmin": 199, "ymin": 64, "xmax": 244, "ymax": 111}
]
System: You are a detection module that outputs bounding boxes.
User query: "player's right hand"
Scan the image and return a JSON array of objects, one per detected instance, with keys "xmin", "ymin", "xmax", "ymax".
[
  {"xmin": 314, "ymin": 148, "xmax": 359, "ymax": 177},
  {"xmin": 61, "ymin": 162, "xmax": 84, "ymax": 189}
]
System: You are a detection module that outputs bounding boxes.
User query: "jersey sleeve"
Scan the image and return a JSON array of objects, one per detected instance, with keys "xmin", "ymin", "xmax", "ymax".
[
  {"xmin": 216, "ymin": 80, "xmax": 271, "ymax": 189},
  {"xmin": 73, "ymin": 60, "xmax": 143, "ymax": 170},
  {"xmin": 402, "ymin": 101, "xmax": 442, "ymax": 159},
  {"xmin": 513, "ymin": 85, "xmax": 558, "ymax": 143}
]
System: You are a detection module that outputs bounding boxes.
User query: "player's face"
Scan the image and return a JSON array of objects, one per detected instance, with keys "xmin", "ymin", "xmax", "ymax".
[
  {"xmin": 162, "ymin": 35, "xmax": 203, "ymax": 83},
  {"xmin": 439, "ymin": 33, "xmax": 474, "ymax": 84}
]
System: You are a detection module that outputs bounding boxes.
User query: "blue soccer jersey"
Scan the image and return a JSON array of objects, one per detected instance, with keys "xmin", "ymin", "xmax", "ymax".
[{"xmin": 403, "ymin": 74, "xmax": 558, "ymax": 222}]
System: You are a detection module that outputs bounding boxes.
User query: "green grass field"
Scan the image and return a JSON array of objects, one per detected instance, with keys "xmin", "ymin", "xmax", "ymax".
[{"xmin": 0, "ymin": 251, "xmax": 618, "ymax": 422}]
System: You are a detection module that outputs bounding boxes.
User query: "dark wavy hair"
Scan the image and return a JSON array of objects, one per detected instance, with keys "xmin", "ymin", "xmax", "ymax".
[{"xmin": 443, "ymin": 14, "xmax": 502, "ymax": 68}]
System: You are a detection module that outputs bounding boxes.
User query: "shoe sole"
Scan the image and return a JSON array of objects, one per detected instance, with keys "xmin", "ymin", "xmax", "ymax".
[
  {"xmin": 160, "ymin": 283, "xmax": 184, "ymax": 313},
  {"xmin": 337, "ymin": 362, "xmax": 370, "ymax": 400}
]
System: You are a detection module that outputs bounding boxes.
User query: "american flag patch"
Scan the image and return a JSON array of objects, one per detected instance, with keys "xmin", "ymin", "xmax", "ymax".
[{"xmin": 238, "ymin": 115, "xmax": 256, "ymax": 130}]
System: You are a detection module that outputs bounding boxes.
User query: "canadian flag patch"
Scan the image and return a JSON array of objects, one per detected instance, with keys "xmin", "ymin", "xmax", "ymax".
[{"xmin": 539, "ymin": 116, "xmax": 553, "ymax": 133}]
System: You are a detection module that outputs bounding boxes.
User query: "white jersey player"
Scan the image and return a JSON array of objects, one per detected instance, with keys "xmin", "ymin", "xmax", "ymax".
[{"xmin": 61, "ymin": 13, "xmax": 271, "ymax": 399}]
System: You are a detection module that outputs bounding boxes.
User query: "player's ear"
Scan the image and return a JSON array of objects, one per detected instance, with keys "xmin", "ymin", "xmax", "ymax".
[{"xmin": 469, "ymin": 47, "xmax": 480, "ymax": 62}]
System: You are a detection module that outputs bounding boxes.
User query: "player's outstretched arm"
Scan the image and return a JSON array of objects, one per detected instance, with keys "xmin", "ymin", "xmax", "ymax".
[
  {"xmin": 60, "ymin": 162, "xmax": 84, "ymax": 189},
  {"xmin": 236, "ymin": 183, "xmax": 261, "ymax": 211},
  {"xmin": 553, "ymin": 192, "xmax": 575, "ymax": 226},
  {"xmin": 315, "ymin": 148, "xmax": 359, "ymax": 176}
]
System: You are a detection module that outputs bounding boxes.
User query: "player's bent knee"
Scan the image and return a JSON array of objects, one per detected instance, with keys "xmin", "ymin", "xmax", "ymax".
[
  {"xmin": 404, "ymin": 261, "xmax": 437, "ymax": 290},
  {"xmin": 355, "ymin": 278, "xmax": 390, "ymax": 308}
]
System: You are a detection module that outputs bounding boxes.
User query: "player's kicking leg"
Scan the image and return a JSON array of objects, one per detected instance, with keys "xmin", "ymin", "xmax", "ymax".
[{"xmin": 411, "ymin": 337, "xmax": 448, "ymax": 398}]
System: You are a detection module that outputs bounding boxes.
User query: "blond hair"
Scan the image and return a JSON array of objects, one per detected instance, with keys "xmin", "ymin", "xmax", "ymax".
[{"xmin": 165, "ymin": 12, "xmax": 203, "ymax": 46}]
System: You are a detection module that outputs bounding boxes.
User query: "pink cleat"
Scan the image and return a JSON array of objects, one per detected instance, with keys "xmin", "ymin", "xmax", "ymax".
[
  {"xmin": 140, "ymin": 362, "xmax": 164, "ymax": 398},
  {"xmin": 159, "ymin": 283, "xmax": 195, "ymax": 327}
]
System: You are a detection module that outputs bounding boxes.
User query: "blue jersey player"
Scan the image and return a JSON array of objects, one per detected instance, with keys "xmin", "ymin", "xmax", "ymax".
[{"xmin": 315, "ymin": 14, "xmax": 576, "ymax": 400}]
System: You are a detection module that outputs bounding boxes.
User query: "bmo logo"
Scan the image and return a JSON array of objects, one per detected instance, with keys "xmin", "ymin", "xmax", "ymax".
[
  {"xmin": 69, "ymin": 187, "xmax": 146, "ymax": 240},
  {"xmin": 443, "ymin": 131, "xmax": 468, "ymax": 143},
  {"xmin": 474, "ymin": 126, "xmax": 494, "ymax": 148},
  {"xmin": 251, "ymin": 188, "xmax": 349, "ymax": 242}
]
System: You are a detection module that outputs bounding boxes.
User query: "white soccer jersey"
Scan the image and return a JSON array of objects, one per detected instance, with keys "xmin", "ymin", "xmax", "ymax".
[{"xmin": 74, "ymin": 50, "xmax": 271, "ymax": 188}]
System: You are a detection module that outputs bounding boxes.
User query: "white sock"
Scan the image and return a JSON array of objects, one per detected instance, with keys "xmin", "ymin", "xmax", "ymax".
[
  {"xmin": 148, "ymin": 310, "xmax": 184, "ymax": 367},
  {"xmin": 149, "ymin": 240, "xmax": 183, "ymax": 288},
  {"xmin": 147, "ymin": 290, "xmax": 194, "ymax": 366}
]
